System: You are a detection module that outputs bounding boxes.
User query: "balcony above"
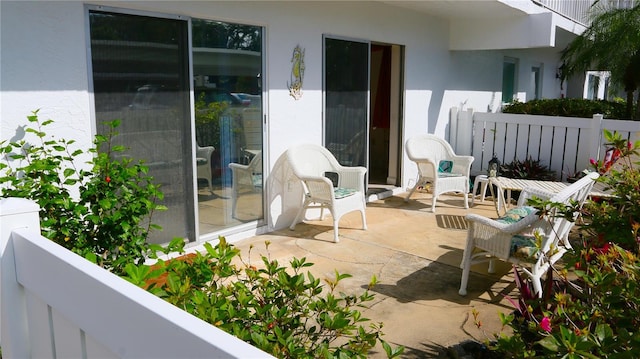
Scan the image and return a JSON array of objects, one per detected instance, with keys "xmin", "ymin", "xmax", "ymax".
[{"xmin": 382, "ymin": 0, "xmax": 591, "ymax": 50}]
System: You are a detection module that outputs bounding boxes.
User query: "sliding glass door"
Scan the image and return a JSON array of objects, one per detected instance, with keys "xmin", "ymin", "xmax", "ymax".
[{"xmin": 324, "ymin": 37, "xmax": 369, "ymax": 170}]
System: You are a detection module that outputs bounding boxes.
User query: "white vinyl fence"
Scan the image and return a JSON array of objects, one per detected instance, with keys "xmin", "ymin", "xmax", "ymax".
[
  {"xmin": 0, "ymin": 197, "xmax": 273, "ymax": 359},
  {"xmin": 450, "ymin": 108, "xmax": 640, "ymax": 180}
]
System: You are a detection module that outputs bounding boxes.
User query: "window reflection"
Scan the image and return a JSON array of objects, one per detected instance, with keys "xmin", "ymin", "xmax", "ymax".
[
  {"xmin": 89, "ymin": 11, "xmax": 195, "ymax": 244},
  {"xmin": 192, "ymin": 19, "xmax": 263, "ymax": 234}
]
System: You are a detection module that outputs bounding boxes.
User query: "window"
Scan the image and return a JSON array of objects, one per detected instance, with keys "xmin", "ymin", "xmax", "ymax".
[
  {"xmin": 531, "ymin": 65, "xmax": 542, "ymax": 100},
  {"xmin": 502, "ymin": 57, "xmax": 518, "ymax": 103}
]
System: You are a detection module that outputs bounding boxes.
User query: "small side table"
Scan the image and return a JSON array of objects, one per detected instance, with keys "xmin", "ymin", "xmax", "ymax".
[{"xmin": 472, "ymin": 175, "xmax": 490, "ymax": 205}]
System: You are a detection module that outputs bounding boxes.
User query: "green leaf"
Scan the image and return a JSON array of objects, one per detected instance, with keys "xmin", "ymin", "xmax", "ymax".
[
  {"xmin": 84, "ymin": 252, "xmax": 98, "ymax": 264},
  {"xmin": 537, "ymin": 335, "xmax": 560, "ymax": 352}
]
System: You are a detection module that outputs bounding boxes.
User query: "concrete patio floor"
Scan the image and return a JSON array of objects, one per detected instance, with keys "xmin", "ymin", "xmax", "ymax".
[{"xmin": 228, "ymin": 189, "xmax": 518, "ymax": 358}]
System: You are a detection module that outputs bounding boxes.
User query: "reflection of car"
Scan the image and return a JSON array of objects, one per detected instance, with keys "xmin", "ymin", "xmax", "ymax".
[
  {"xmin": 195, "ymin": 88, "xmax": 250, "ymax": 107},
  {"xmin": 129, "ymin": 84, "xmax": 179, "ymax": 110},
  {"xmin": 234, "ymin": 93, "xmax": 261, "ymax": 107}
]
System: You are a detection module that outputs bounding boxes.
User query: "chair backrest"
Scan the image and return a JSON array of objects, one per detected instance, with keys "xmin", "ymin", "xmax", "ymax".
[
  {"xmin": 536, "ymin": 172, "xmax": 599, "ymax": 250},
  {"xmin": 248, "ymin": 150, "xmax": 263, "ymax": 174},
  {"xmin": 405, "ymin": 134, "xmax": 456, "ymax": 176},
  {"xmin": 287, "ymin": 144, "xmax": 340, "ymax": 178},
  {"xmin": 196, "ymin": 145, "xmax": 215, "ymax": 164},
  {"xmin": 241, "ymin": 108, "xmax": 262, "ymax": 152}
]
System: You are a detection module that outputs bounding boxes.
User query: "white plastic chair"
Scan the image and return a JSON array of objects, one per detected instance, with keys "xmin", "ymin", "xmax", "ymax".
[
  {"xmin": 404, "ymin": 134, "xmax": 474, "ymax": 212},
  {"xmin": 228, "ymin": 151, "xmax": 262, "ymax": 218},
  {"xmin": 458, "ymin": 172, "xmax": 599, "ymax": 297},
  {"xmin": 196, "ymin": 145, "xmax": 215, "ymax": 193},
  {"xmin": 287, "ymin": 144, "xmax": 367, "ymax": 243}
]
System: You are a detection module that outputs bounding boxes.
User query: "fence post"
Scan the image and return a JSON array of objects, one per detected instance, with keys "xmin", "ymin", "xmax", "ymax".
[
  {"xmin": 0, "ymin": 198, "xmax": 41, "ymax": 358},
  {"xmin": 588, "ymin": 114, "xmax": 603, "ymax": 165},
  {"xmin": 456, "ymin": 108, "xmax": 474, "ymax": 156},
  {"xmin": 449, "ymin": 107, "xmax": 458, "ymax": 150}
]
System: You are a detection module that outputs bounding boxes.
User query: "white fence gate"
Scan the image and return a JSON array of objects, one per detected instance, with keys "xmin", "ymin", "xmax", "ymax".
[
  {"xmin": 0, "ymin": 198, "xmax": 273, "ymax": 359},
  {"xmin": 450, "ymin": 108, "xmax": 640, "ymax": 180}
]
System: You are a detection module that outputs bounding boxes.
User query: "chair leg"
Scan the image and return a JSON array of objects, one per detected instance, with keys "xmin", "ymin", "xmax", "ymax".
[
  {"xmin": 360, "ymin": 208, "xmax": 367, "ymax": 230},
  {"xmin": 459, "ymin": 232, "xmax": 475, "ymax": 296},
  {"xmin": 463, "ymin": 191, "xmax": 469, "ymax": 209},
  {"xmin": 332, "ymin": 219, "xmax": 340, "ymax": 243},
  {"xmin": 431, "ymin": 191, "xmax": 438, "ymax": 212},
  {"xmin": 231, "ymin": 190, "xmax": 238, "ymax": 219},
  {"xmin": 289, "ymin": 201, "xmax": 308, "ymax": 230},
  {"xmin": 532, "ymin": 274, "xmax": 543, "ymax": 298},
  {"xmin": 405, "ymin": 178, "xmax": 424, "ymax": 202},
  {"xmin": 459, "ymin": 250, "xmax": 472, "ymax": 296},
  {"xmin": 488, "ymin": 259, "xmax": 496, "ymax": 274}
]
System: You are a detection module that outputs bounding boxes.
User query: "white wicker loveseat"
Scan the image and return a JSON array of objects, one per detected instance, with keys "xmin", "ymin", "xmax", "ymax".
[{"xmin": 458, "ymin": 172, "xmax": 599, "ymax": 297}]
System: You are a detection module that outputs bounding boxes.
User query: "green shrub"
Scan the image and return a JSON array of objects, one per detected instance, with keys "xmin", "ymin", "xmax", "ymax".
[
  {"xmin": 0, "ymin": 111, "xmax": 164, "ymax": 274},
  {"xmin": 483, "ymin": 131, "xmax": 640, "ymax": 357},
  {"xmin": 126, "ymin": 238, "xmax": 404, "ymax": 358},
  {"xmin": 500, "ymin": 156, "xmax": 557, "ymax": 181},
  {"xmin": 582, "ymin": 130, "xmax": 640, "ymax": 250},
  {"xmin": 502, "ymin": 98, "xmax": 630, "ymax": 119}
]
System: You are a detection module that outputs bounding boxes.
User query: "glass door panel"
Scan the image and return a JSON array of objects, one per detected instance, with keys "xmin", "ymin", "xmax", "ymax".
[
  {"xmin": 192, "ymin": 19, "xmax": 264, "ymax": 234},
  {"xmin": 324, "ymin": 37, "xmax": 369, "ymax": 169},
  {"xmin": 89, "ymin": 11, "xmax": 195, "ymax": 244}
]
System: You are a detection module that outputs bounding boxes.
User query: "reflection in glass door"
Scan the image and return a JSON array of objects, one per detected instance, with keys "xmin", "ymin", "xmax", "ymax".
[
  {"xmin": 89, "ymin": 10, "xmax": 195, "ymax": 244},
  {"xmin": 324, "ymin": 37, "xmax": 369, "ymax": 172},
  {"xmin": 192, "ymin": 19, "xmax": 264, "ymax": 235}
]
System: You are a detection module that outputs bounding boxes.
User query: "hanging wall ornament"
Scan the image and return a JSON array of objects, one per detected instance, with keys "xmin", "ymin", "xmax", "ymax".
[{"xmin": 287, "ymin": 45, "xmax": 305, "ymax": 100}]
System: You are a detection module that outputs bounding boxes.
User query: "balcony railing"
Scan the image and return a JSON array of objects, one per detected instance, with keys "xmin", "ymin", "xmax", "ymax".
[{"xmin": 534, "ymin": 0, "xmax": 637, "ymax": 26}]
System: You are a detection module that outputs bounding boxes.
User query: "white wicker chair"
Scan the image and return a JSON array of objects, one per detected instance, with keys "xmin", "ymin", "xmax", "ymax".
[
  {"xmin": 458, "ymin": 172, "xmax": 599, "ymax": 297},
  {"xmin": 404, "ymin": 134, "xmax": 474, "ymax": 212},
  {"xmin": 287, "ymin": 144, "xmax": 367, "ymax": 243},
  {"xmin": 196, "ymin": 145, "xmax": 215, "ymax": 193},
  {"xmin": 228, "ymin": 151, "xmax": 262, "ymax": 218}
]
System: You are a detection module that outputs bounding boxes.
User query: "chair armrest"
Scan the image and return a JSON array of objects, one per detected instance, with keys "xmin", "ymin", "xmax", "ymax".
[
  {"xmin": 517, "ymin": 187, "xmax": 555, "ymax": 207},
  {"xmin": 297, "ymin": 175, "xmax": 335, "ymax": 202},
  {"xmin": 450, "ymin": 155, "xmax": 474, "ymax": 175},
  {"xmin": 229, "ymin": 162, "xmax": 250, "ymax": 171},
  {"xmin": 466, "ymin": 212, "xmax": 541, "ymax": 235}
]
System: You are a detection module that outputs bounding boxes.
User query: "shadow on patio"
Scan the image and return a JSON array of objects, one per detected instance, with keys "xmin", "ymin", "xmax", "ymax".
[{"xmin": 228, "ymin": 190, "xmax": 519, "ymax": 358}]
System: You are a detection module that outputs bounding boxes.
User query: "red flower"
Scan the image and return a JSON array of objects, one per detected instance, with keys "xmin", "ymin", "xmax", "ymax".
[
  {"xmin": 106, "ymin": 176, "xmax": 111, "ymax": 183},
  {"xmin": 594, "ymin": 242, "xmax": 611, "ymax": 255},
  {"xmin": 540, "ymin": 316, "xmax": 552, "ymax": 332}
]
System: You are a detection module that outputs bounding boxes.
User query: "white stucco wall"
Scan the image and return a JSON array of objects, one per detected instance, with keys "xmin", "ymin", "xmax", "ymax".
[
  {"xmin": 1, "ymin": 0, "xmax": 570, "ymax": 239},
  {"xmin": 1, "ymin": 1, "xmax": 95, "ymax": 169}
]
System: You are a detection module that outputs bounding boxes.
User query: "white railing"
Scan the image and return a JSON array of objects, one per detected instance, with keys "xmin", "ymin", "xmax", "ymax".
[
  {"xmin": 0, "ymin": 197, "xmax": 273, "ymax": 359},
  {"xmin": 450, "ymin": 108, "xmax": 640, "ymax": 180},
  {"xmin": 533, "ymin": 0, "xmax": 595, "ymax": 25},
  {"xmin": 533, "ymin": 0, "xmax": 638, "ymax": 26}
]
